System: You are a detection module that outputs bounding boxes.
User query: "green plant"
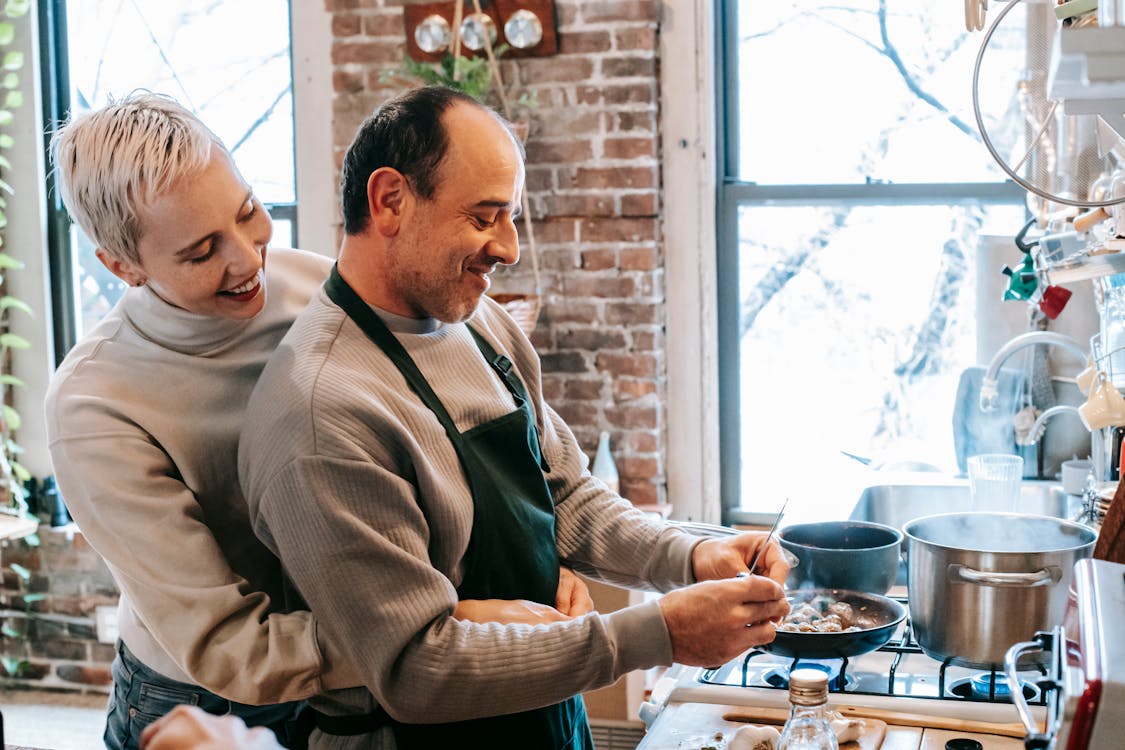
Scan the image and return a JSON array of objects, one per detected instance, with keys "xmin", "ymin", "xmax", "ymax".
[
  {"xmin": 382, "ymin": 46, "xmax": 537, "ymax": 116},
  {"xmin": 0, "ymin": 0, "xmax": 31, "ymax": 517}
]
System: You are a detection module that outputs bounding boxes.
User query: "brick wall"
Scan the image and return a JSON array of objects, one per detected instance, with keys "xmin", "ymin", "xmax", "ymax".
[
  {"xmin": 330, "ymin": 0, "xmax": 667, "ymax": 505},
  {"xmin": 1, "ymin": 525, "xmax": 116, "ymax": 693}
]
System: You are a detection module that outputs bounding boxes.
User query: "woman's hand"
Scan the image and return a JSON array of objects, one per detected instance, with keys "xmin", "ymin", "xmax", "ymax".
[
  {"xmin": 453, "ymin": 598, "xmax": 571, "ymax": 625},
  {"xmin": 140, "ymin": 705, "xmax": 281, "ymax": 750},
  {"xmin": 555, "ymin": 566, "xmax": 595, "ymax": 616},
  {"xmin": 452, "ymin": 566, "xmax": 595, "ymax": 625},
  {"xmin": 691, "ymin": 532, "xmax": 790, "ymax": 585}
]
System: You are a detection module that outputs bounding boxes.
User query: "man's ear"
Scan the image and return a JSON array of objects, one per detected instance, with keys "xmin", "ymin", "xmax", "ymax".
[
  {"xmin": 95, "ymin": 248, "xmax": 146, "ymax": 287},
  {"xmin": 367, "ymin": 167, "xmax": 410, "ymax": 236}
]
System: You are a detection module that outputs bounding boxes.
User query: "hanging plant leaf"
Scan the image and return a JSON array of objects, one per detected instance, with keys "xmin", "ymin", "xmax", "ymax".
[
  {"xmin": 0, "ymin": 134, "xmax": 15, "ymax": 148},
  {"xmin": 0, "ymin": 111, "xmax": 13, "ymax": 127},
  {"xmin": 4, "ymin": 90, "xmax": 22, "ymax": 109},
  {"xmin": 6, "ymin": 0, "xmax": 30, "ymax": 17},
  {"xmin": 7, "ymin": 562, "xmax": 29, "ymax": 581},
  {"xmin": 0, "ymin": 23, "xmax": 14, "ymax": 46},
  {"xmin": 1, "ymin": 373, "xmax": 25, "ymax": 387},
  {"xmin": 1, "ymin": 51, "xmax": 23, "ymax": 71},
  {"xmin": 11, "ymin": 460, "xmax": 30, "ymax": 483},
  {"xmin": 1, "ymin": 623, "xmax": 22, "ymax": 639},
  {"xmin": 21, "ymin": 532, "xmax": 37, "ymax": 547},
  {"xmin": 0, "ymin": 295, "xmax": 32, "ymax": 315},
  {"xmin": 2, "ymin": 404, "xmax": 21, "ymax": 430},
  {"xmin": 0, "ymin": 332, "xmax": 30, "ymax": 349},
  {"xmin": 0, "ymin": 252, "xmax": 24, "ymax": 268},
  {"xmin": 0, "ymin": 73, "xmax": 15, "ymax": 89}
]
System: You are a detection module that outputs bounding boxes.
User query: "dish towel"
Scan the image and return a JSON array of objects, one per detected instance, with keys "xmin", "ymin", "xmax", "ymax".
[{"xmin": 952, "ymin": 365, "xmax": 1037, "ymax": 476}]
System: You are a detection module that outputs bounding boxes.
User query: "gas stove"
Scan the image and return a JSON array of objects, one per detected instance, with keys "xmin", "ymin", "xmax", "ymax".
[{"xmin": 639, "ymin": 603, "xmax": 1049, "ymax": 732}]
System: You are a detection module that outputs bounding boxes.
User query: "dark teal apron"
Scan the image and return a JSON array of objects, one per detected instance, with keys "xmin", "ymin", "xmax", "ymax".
[{"xmin": 319, "ymin": 266, "xmax": 594, "ymax": 750}]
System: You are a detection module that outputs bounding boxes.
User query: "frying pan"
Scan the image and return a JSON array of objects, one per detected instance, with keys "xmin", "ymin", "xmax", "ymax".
[{"xmin": 762, "ymin": 588, "xmax": 907, "ymax": 659}]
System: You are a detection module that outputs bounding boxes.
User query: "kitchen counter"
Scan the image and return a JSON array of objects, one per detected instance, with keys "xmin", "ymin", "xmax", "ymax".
[{"xmin": 636, "ymin": 701, "xmax": 1025, "ymax": 750}]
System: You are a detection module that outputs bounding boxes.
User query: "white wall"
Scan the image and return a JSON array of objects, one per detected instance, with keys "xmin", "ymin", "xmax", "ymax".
[{"xmin": 661, "ymin": 1, "xmax": 719, "ymax": 522}]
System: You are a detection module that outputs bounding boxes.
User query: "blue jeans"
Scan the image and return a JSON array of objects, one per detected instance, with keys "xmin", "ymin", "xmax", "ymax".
[{"xmin": 104, "ymin": 640, "xmax": 304, "ymax": 750}]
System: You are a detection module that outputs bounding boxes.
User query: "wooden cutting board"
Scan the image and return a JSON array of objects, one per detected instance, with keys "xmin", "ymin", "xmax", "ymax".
[
  {"xmin": 723, "ymin": 709, "xmax": 887, "ymax": 750},
  {"xmin": 724, "ymin": 704, "xmax": 1029, "ymax": 739}
]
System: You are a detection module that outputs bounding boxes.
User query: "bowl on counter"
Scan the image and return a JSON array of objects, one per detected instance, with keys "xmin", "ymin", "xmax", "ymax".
[{"xmin": 779, "ymin": 520, "xmax": 903, "ymax": 594}]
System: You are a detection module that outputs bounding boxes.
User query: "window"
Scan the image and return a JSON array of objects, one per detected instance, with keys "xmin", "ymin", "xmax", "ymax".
[
  {"xmin": 717, "ymin": 1, "xmax": 1029, "ymax": 524},
  {"xmin": 40, "ymin": 0, "xmax": 296, "ymax": 360}
]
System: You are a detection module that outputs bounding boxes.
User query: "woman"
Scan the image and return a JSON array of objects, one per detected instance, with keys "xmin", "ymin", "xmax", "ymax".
[{"xmin": 44, "ymin": 92, "xmax": 592, "ymax": 750}]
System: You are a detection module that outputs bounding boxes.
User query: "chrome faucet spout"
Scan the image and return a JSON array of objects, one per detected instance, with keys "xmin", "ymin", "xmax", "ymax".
[
  {"xmin": 1015, "ymin": 404, "xmax": 1086, "ymax": 446},
  {"xmin": 979, "ymin": 331, "xmax": 1087, "ymax": 412}
]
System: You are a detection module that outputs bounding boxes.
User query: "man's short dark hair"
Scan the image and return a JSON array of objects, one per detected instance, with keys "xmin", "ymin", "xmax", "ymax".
[{"xmin": 340, "ymin": 86, "xmax": 484, "ymax": 235}]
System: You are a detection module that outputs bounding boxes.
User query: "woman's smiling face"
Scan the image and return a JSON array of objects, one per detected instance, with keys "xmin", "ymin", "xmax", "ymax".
[{"xmin": 109, "ymin": 145, "xmax": 273, "ymax": 320}]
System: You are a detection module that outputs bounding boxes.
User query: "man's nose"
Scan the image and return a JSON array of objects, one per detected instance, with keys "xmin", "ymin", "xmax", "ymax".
[{"xmin": 487, "ymin": 215, "xmax": 520, "ymax": 266}]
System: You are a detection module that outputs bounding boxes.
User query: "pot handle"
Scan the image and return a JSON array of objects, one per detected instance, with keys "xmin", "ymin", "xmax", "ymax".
[{"xmin": 948, "ymin": 564, "xmax": 1060, "ymax": 587}]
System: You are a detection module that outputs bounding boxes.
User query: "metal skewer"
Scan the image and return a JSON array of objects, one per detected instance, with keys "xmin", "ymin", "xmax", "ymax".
[{"xmin": 745, "ymin": 498, "xmax": 788, "ymax": 576}]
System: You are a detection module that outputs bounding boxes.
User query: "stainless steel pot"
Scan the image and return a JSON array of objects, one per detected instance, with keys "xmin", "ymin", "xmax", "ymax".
[{"xmin": 904, "ymin": 512, "xmax": 1096, "ymax": 669}]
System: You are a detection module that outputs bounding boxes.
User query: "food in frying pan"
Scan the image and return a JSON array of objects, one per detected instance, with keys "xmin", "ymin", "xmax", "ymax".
[{"xmin": 776, "ymin": 593, "xmax": 881, "ymax": 633}]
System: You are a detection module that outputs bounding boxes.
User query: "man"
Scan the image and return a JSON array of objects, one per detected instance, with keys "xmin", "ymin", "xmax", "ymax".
[{"xmin": 239, "ymin": 86, "xmax": 790, "ymax": 750}]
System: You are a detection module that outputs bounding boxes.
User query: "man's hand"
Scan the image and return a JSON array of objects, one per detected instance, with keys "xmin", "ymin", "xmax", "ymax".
[
  {"xmin": 556, "ymin": 566, "xmax": 595, "ymax": 616},
  {"xmin": 691, "ymin": 531, "xmax": 790, "ymax": 585},
  {"xmin": 140, "ymin": 705, "xmax": 282, "ymax": 750},
  {"xmin": 659, "ymin": 576, "xmax": 790, "ymax": 667}
]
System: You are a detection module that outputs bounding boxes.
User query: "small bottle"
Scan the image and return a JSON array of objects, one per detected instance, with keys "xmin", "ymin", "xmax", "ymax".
[
  {"xmin": 778, "ymin": 669, "xmax": 839, "ymax": 750},
  {"xmin": 591, "ymin": 431, "xmax": 620, "ymax": 495}
]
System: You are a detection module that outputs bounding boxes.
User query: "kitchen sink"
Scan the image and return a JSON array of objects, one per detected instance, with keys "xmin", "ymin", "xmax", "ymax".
[{"xmin": 847, "ymin": 478, "xmax": 1070, "ymax": 531}]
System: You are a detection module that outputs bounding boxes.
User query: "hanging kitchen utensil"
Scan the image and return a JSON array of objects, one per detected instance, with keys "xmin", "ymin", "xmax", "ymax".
[{"xmin": 972, "ymin": 0, "xmax": 1125, "ymax": 219}]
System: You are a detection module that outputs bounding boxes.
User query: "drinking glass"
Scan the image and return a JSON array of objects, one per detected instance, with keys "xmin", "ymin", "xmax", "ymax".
[{"xmin": 968, "ymin": 454, "xmax": 1023, "ymax": 512}]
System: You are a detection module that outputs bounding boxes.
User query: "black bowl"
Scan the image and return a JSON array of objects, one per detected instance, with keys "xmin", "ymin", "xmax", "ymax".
[{"xmin": 780, "ymin": 521, "xmax": 903, "ymax": 594}]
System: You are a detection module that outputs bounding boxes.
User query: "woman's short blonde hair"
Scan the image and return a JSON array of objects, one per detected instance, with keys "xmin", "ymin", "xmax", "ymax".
[{"xmin": 50, "ymin": 92, "xmax": 225, "ymax": 265}]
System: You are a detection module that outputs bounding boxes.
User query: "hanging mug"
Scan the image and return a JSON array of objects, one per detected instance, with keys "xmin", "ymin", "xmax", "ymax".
[
  {"xmin": 1078, "ymin": 371, "xmax": 1125, "ymax": 431},
  {"xmin": 1076, "ymin": 358, "xmax": 1099, "ymax": 396}
]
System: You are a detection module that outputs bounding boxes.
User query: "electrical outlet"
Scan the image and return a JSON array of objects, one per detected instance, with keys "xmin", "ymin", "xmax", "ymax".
[{"xmin": 95, "ymin": 605, "xmax": 118, "ymax": 645}]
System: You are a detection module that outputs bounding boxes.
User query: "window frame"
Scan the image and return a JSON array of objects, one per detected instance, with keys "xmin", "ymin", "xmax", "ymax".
[
  {"xmin": 37, "ymin": 0, "xmax": 300, "ymax": 365},
  {"xmin": 713, "ymin": 0, "xmax": 1027, "ymax": 524}
]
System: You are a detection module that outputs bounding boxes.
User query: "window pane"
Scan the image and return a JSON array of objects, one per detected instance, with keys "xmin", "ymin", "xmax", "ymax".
[
  {"xmin": 735, "ymin": 203, "xmax": 1024, "ymax": 520},
  {"xmin": 60, "ymin": 1, "xmax": 294, "ymax": 341},
  {"xmin": 736, "ymin": 1, "xmax": 1029, "ymax": 184}
]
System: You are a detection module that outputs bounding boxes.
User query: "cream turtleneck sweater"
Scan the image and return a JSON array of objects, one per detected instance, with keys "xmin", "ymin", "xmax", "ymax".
[{"xmin": 45, "ymin": 248, "xmax": 356, "ymax": 704}]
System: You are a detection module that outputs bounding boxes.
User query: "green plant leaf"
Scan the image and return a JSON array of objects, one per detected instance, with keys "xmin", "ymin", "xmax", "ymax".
[
  {"xmin": 0, "ymin": 134, "xmax": 15, "ymax": 148},
  {"xmin": 0, "ymin": 73, "xmax": 15, "ymax": 89},
  {"xmin": 1, "ymin": 51, "xmax": 23, "ymax": 71},
  {"xmin": 6, "ymin": 438, "xmax": 23, "ymax": 453},
  {"xmin": 1, "ymin": 623, "xmax": 21, "ymax": 638},
  {"xmin": 0, "ymin": 332, "xmax": 29, "ymax": 350},
  {"xmin": 0, "ymin": 23, "xmax": 13, "ymax": 46},
  {"xmin": 0, "ymin": 110, "xmax": 13, "ymax": 127},
  {"xmin": 6, "ymin": 0, "xmax": 30, "ymax": 18},
  {"xmin": 0, "ymin": 177, "xmax": 12, "ymax": 194},
  {"xmin": 7, "ymin": 562, "xmax": 29, "ymax": 581},
  {"xmin": 21, "ymin": 532, "xmax": 37, "ymax": 547},
  {"xmin": 0, "ymin": 374, "xmax": 24, "ymax": 387},
  {"xmin": 4, "ymin": 90, "xmax": 22, "ymax": 109},
  {"xmin": 11, "ymin": 461, "xmax": 29, "ymax": 483},
  {"xmin": 2, "ymin": 405, "xmax": 20, "ymax": 432},
  {"xmin": 0, "ymin": 252, "xmax": 23, "ymax": 269},
  {"xmin": 21, "ymin": 593, "xmax": 44, "ymax": 604},
  {"xmin": 0, "ymin": 155, "xmax": 9, "ymax": 170},
  {"xmin": 0, "ymin": 296, "xmax": 32, "ymax": 315}
]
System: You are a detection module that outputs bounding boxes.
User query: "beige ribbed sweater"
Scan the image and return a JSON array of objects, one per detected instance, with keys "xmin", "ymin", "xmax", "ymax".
[
  {"xmin": 240, "ymin": 288, "xmax": 698, "ymax": 749},
  {"xmin": 45, "ymin": 248, "xmax": 357, "ymax": 704}
]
